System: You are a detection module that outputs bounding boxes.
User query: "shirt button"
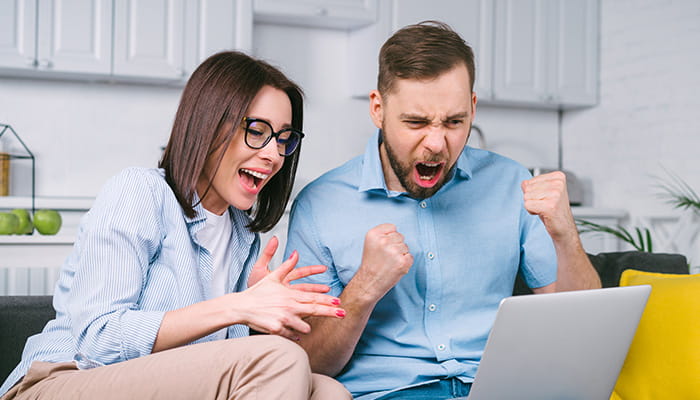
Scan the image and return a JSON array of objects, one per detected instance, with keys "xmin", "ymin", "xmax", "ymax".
[
  {"xmin": 428, "ymin": 304, "xmax": 437, "ymax": 312},
  {"xmin": 437, "ymin": 344, "xmax": 446, "ymax": 351},
  {"xmin": 427, "ymin": 252, "xmax": 435, "ymax": 260},
  {"xmin": 420, "ymin": 201, "xmax": 427, "ymax": 208}
]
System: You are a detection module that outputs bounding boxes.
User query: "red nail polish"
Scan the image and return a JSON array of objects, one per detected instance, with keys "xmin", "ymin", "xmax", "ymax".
[
  {"xmin": 332, "ymin": 298, "xmax": 340, "ymax": 306},
  {"xmin": 336, "ymin": 310, "xmax": 346, "ymax": 318}
]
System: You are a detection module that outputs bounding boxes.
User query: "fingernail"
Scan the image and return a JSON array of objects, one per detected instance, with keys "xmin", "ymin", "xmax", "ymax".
[
  {"xmin": 331, "ymin": 298, "xmax": 340, "ymax": 306},
  {"xmin": 288, "ymin": 250, "xmax": 298, "ymax": 259},
  {"xmin": 336, "ymin": 310, "xmax": 346, "ymax": 318}
]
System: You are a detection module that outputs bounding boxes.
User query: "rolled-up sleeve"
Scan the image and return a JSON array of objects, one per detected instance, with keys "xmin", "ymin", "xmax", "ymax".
[{"xmin": 67, "ymin": 168, "xmax": 165, "ymax": 365}]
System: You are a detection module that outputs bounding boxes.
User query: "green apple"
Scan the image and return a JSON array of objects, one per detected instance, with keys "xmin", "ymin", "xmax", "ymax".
[
  {"xmin": 0, "ymin": 212, "xmax": 19, "ymax": 235},
  {"xmin": 11, "ymin": 209, "xmax": 33, "ymax": 235},
  {"xmin": 33, "ymin": 209, "xmax": 62, "ymax": 235}
]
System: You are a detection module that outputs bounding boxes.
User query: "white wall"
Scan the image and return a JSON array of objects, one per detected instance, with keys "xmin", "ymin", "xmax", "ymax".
[
  {"xmin": 564, "ymin": 0, "xmax": 700, "ymax": 218},
  {"xmin": 0, "ymin": 22, "xmax": 558, "ymax": 200}
]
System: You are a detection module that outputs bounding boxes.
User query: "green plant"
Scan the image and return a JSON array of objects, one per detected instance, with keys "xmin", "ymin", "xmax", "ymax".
[
  {"xmin": 655, "ymin": 169, "xmax": 700, "ymax": 215},
  {"xmin": 575, "ymin": 219, "xmax": 653, "ymax": 252},
  {"xmin": 576, "ymin": 169, "xmax": 699, "ymax": 253}
]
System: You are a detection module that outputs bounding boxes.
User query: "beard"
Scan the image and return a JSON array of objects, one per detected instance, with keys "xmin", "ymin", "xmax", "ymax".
[{"xmin": 381, "ymin": 127, "xmax": 459, "ymax": 200}]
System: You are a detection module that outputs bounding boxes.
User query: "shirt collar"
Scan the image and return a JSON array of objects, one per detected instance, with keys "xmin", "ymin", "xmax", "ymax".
[{"xmin": 358, "ymin": 130, "xmax": 473, "ymax": 198}]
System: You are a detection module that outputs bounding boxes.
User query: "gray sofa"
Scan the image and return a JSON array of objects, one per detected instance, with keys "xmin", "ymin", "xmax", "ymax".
[{"xmin": 0, "ymin": 251, "xmax": 690, "ymax": 384}]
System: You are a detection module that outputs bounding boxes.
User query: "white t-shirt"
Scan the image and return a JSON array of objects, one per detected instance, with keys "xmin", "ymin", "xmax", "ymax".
[{"xmin": 197, "ymin": 207, "xmax": 233, "ymax": 339}]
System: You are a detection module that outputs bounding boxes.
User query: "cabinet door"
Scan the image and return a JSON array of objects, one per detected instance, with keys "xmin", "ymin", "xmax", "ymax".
[
  {"xmin": 184, "ymin": 0, "xmax": 253, "ymax": 76},
  {"xmin": 113, "ymin": 0, "xmax": 185, "ymax": 80},
  {"xmin": 0, "ymin": 0, "xmax": 37, "ymax": 70},
  {"xmin": 492, "ymin": 0, "xmax": 549, "ymax": 104},
  {"xmin": 549, "ymin": 0, "xmax": 598, "ymax": 107},
  {"xmin": 393, "ymin": 0, "xmax": 493, "ymax": 98},
  {"xmin": 35, "ymin": 0, "xmax": 112, "ymax": 74},
  {"xmin": 254, "ymin": 0, "xmax": 377, "ymax": 30},
  {"xmin": 348, "ymin": 0, "xmax": 492, "ymax": 99}
]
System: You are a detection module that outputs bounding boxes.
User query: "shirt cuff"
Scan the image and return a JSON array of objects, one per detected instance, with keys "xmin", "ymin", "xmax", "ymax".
[{"xmin": 120, "ymin": 310, "xmax": 166, "ymax": 360}]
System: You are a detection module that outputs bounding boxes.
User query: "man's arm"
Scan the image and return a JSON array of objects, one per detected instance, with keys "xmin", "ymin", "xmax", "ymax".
[
  {"xmin": 522, "ymin": 171, "xmax": 601, "ymax": 292},
  {"xmin": 295, "ymin": 224, "xmax": 413, "ymax": 376}
]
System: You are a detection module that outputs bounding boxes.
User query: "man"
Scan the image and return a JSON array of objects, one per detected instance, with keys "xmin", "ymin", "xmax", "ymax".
[{"xmin": 285, "ymin": 21, "xmax": 601, "ymax": 399}]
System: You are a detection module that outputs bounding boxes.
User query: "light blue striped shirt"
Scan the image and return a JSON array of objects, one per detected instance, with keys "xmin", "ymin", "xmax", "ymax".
[
  {"xmin": 0, "ymin": 168, "xmax": 259, "ymax": 395},
  {"xmin": 285, "ymin": 131, "xmax": 557, "ymax": 399}
]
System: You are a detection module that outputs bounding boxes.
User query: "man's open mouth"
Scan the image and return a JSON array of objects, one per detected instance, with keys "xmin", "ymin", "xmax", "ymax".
[{"xmin": 414, "ymin": 161, "xmax": 444, "ymax": 187}]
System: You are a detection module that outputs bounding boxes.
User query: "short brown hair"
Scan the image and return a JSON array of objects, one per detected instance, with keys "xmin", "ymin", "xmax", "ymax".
[
  {"xmin": 159, "ymin": 51, "xmax": 303, "ymax": 233},
  {"xmin": 377, "ymin": 21, "xmax": 476, "ymax": 95}
]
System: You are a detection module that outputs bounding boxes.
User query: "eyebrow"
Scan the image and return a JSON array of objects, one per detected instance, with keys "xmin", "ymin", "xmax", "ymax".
[
  {"xmin": 249, "ymin": 116, "xmax": 293, "ymax": 130},
  {"xmin": 399, "ymin": 112, "xmax": 469, "ymax": 121}
]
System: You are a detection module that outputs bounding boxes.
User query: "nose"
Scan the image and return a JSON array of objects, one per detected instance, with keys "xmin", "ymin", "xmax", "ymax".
[
  {"xmin": 258, "ymin": 136, "xmax": 283, "ymax": 163},
  {"xmin": 421, "ymin": 124, "xmax": 448, "ymax": 154}
]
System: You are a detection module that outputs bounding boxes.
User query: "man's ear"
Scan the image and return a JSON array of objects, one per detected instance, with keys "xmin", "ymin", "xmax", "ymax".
[{"xmin": 369, "ymin": 90, "xmax": 384, "ymax": 129}]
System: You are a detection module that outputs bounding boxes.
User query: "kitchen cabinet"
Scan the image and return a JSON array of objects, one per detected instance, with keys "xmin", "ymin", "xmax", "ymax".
[
  {"xmin": 348, "ymin": 0, "xmax": 492, "ymax": 99},
  {"xmin": 184, "ymin": 0, "xmax": 253, "ymax": 77},
  {"xmin": 0, "ymin": 0, "xmax": 112, "ymax": 76},
  {"xmin": 112, "ymin": 0, "xmax": 186, "ymax": 80},
  {"xmin": 254, "ymin": 0, "xmax": 377, "ymax": 30},
  {"xmin": 0, "ymin": 0, "xmax": 253, "ymax": 83},
  {"xmin": 492, "ymin": 0, "xmax": 599, "ymax": 108},
  {"xmin": 348, "ymin": 0, "xmax": 599, "ymax": 109}
]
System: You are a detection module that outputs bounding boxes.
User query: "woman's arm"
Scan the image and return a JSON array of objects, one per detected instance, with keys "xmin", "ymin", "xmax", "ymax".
[{"xmin": 152, "ymin": 241, "xmax": 345, "ymax": 352}]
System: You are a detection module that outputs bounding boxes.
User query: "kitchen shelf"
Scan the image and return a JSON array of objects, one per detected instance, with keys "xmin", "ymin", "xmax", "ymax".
[{"xmin": 0, "ymin": 123, "xmax": 35, "ymax": 211}]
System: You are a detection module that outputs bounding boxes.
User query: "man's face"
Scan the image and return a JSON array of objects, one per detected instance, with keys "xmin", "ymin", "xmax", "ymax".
[{"xmin": 369, "ymin": 64, "xmax": 477, "ymax": 199}]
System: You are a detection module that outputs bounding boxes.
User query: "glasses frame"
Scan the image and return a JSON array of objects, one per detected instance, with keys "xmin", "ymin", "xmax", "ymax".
[{"xmin": 241, "ymin": 117, "xmax": 305, "ymax": 156}]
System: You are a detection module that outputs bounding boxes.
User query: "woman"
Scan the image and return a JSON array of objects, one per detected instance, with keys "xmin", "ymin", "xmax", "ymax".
[{"xmin": 0, "ymin": 51, "xmax": 351, "ymax": 399}]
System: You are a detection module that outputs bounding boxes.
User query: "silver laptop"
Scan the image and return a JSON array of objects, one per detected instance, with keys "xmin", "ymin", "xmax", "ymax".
[{"xmin": 455, "ymin": 285, "xmax": 651, "ymax": 400}]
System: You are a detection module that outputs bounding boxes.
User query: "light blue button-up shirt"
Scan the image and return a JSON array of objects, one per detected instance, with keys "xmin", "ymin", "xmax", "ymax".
[
  {"xmin": 0, "ymin": 168, "xmax": 259, "ymax": 396},
  {"xmin": 285, "ymin": 131, "xmax": 557, "ymax": 399}
]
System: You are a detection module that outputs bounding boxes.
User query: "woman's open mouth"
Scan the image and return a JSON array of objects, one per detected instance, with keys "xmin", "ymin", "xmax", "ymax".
[
  {"xmin": 413, "ymin": 161, "xmax": 445, "ymax": 188},
  {"xmin": 239, "ymin": 168, "xmax": 269, "ymax": 194}
]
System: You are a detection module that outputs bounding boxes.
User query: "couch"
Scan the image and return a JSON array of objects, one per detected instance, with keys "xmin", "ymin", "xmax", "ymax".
[{"xmin": 1, "ymin": 251, "xmax": 695, "ymax": 397}]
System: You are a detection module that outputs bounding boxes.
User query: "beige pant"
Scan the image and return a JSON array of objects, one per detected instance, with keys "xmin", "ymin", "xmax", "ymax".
[{"xmin": 2, "ymin": 335, "xmax": 350, "ymax": 400}]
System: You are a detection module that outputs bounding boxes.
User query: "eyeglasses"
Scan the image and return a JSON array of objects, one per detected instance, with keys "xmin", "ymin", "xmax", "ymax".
[{"xmin": 241, "ymin": 117, "xmax": 305, "ymax": 156}]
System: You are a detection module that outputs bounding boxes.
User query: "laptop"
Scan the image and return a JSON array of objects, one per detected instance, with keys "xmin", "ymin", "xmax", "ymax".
[{"xmin": 454, "ymin": 285, "xmax": 651, "ymax": 400}]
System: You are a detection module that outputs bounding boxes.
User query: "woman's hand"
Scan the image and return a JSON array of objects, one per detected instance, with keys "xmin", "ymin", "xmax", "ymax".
[{"xmin": 235, "ymin": 237, "xmax": 345, "ymax": 340}]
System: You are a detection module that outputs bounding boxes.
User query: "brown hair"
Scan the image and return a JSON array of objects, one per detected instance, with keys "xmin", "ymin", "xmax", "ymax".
[
  {"xmin": 378, "ymin": 20, "xmax": 476, "ymax": 95},
  {"xmin": 159, "ymin": 51, "xmax": 303, "ymax": 233}
]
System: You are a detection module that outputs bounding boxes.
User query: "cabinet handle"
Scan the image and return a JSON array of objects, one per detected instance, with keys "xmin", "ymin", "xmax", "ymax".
[{"xmin": 38, "ymin": 59, "xmax": 53, "ymax": 69}]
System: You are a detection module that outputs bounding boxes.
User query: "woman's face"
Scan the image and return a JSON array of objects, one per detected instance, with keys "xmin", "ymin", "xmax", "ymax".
[{"xmin": 198, "ymin": 85, "xmax": 291, "ymax": 215}]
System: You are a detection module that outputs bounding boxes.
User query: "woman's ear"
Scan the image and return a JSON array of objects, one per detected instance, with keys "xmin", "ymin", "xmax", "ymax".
[{"xmin": 368, "ymin": 90, "xmax": 384, "ymax": 129}]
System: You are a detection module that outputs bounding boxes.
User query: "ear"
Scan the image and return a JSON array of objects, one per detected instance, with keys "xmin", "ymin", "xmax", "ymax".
[
  {"xmin": 368, "ymin": 90, "xmax": 384, "ymax": 129},
  {"xmin": 470, "ymin": 91, "xmax": 478, "ymax": 124}
]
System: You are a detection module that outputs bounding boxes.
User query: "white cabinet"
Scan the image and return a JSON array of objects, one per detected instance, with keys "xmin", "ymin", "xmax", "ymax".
[
  {"xmin": 349, "ymin": 0, "xmax": 599, "ymax": 109},
  {"xmin": 113, "ymin": 0, "xmax": 186, "ymax": 80},
  {"xmin": 0, "ymin": 0, "xmax": 37, "ymax": 70},
  {"xmin": 0, "ymin": 0, "xmax": 112, "ymax": 75},
  {"xmin": 0, "ymin": 0, "xmax": 253, "ymax": 83},
  {"xmin": 492, "ymin": 0, "xmax": 599, "ymax": 108},
  {"xmin": 348, "ymin": 0, "xmax": 492, "ymax": 99},
  {"xmin": 254, "ymin": 0, "xmax": 377, "ymax": 30},
  {"xmin": 184, "ymin": 0, "xmax": 253, "ymax": 76}
]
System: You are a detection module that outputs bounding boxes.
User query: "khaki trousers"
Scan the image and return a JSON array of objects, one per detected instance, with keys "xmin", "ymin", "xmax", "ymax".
[{"xmin": 2, "ymin": 335, "xmax": 350, "ymax": 400}]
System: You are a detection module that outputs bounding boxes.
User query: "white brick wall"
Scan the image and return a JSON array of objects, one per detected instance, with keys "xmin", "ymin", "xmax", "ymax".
[{"xmin": 564, "ymin": 0, "xmax": 700, "ymax": 220}]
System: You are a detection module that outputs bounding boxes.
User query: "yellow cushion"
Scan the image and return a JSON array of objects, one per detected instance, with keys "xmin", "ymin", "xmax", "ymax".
[{"xmin": 611, "ymin": 269, "xmax": 700, "ymax": 400}]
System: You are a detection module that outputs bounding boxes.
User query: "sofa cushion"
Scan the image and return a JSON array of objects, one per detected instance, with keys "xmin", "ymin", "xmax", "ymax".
[
  {"xmin": 513, "ymin": 251, "xmax": 689, "ymax": 295},
  {"xmin": 611, "ymin": 270, "xmax": 700, "ymax": 400},
  {"xmin": 0, "ymin": 296, "xmax": 55, "ymax": 383}
]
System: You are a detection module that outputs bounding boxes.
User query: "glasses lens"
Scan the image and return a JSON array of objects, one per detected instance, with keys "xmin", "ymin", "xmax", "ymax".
[
  {"xmin": 245, "ymin": 119, "xmax": 271, "ymax": 149},
  {"xmin": 277, "ymin": 130, "xmax": 301, "ymax": 156}
]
